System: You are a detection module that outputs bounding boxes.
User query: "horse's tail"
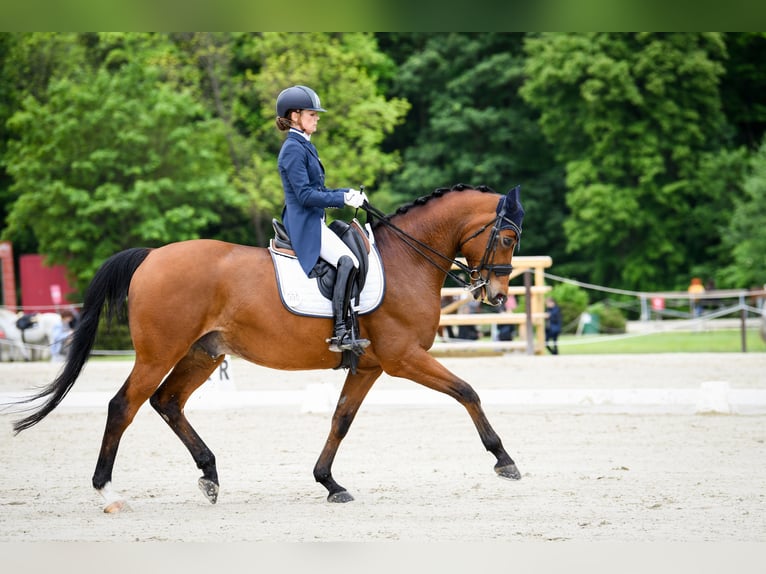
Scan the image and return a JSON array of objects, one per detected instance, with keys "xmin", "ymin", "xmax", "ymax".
[{"xmin": 12, "ymin": 247, "xmax": 152, "ymax": 434}]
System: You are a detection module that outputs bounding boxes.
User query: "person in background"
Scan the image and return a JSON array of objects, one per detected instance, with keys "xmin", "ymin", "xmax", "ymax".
[
  {"xmin": 496, "ymin": 293, "xmax": 518, "ymax": 341},
  {"xmin": 687, "ymin": 277, "xmax": 705, "ymax": 317},
  {"xmin": 545, "ymin": 297, "xmax": 562, "ymax": 355},
  {"xmin": 50, "ymin": 308, "xmax": 78, "ymax": 362},
  {"xmin": 275, "ymin": 85, "xmax": 370, "ymax": 353}
]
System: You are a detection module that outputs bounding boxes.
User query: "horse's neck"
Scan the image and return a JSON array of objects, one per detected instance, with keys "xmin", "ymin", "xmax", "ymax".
[{"xmin": 377, "ymin": 210, "xmax": 465, "ymax": 291}]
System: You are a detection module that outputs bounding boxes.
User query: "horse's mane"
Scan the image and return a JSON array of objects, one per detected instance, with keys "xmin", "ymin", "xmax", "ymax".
[{"xmin": 371, "ymin": 183, "xmax": 496, "ymax": 229}]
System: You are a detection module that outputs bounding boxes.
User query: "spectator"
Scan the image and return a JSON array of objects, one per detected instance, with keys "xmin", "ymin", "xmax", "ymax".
[
  {"xmin": 50, "ymin": 309, "xmax": 77, "ymax": 362},
  {"xmin": 496, "ymin": 294, "xmax": 518, "ymax": 341},
  {"xmin": 687, "ymin": 277, "xmax": 705, "ymax": 317},
  {"xmin": 545, "ymin": 297, "xmax": 562, "ymax": 355}
]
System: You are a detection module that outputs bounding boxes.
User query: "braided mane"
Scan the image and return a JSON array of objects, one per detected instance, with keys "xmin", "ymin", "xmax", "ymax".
[{"xmin": 371, "ymin": 184, "xmax": 496, "ymax": 229}]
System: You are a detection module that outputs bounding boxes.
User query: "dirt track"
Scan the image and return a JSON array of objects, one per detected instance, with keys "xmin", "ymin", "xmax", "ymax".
[{"xmin": 0, "ymin": 353, "xmax": 764, "ymax": 542}]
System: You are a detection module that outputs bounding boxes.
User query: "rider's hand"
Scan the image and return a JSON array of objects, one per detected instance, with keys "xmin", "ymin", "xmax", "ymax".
[{"xmin": 344, "ymin": 188, "xmax": 366, "ymax": 208}]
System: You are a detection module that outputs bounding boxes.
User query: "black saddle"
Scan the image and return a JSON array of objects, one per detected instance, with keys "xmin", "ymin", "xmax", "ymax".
[
  {"xmin": 272, "ymin": 218, "xmax": 370, "ymax": 301},
  {"xmin": 15, "ymin": 313, "xmax": 37, "ymax": 331}
]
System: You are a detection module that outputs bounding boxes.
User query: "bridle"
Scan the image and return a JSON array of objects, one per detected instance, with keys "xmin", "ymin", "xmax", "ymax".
[
  {"xmin": 361, "ymin": 192, "xmax": 522, "ymax": 297},
  {"xmin": 459, "ymin": 194, "xmax": 522, "ymax": 293}
]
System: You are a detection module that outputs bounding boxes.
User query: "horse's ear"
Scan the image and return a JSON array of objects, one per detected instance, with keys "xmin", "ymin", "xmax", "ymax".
[
  {"xmin": 500, "ymin": 185, "xmax": 524, "ymax": 245},
  {"xmin": 506, "ymin": 185, "xmax": 521, "ymax": 211},
  {"xmin": 503, "ymin": 185, "xmax": 524, "ymax": 223}
]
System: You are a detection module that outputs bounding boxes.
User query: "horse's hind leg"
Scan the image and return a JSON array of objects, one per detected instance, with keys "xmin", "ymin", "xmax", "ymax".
[
  {"xmin": 389, "ymin": 349, "xmax": 521, "ymax": 481},
  {"xmin": 92, "ymin": 362, "xmax": 172, "ymax": 513},
  {"xmin": 313, "ymin": 365, "xmax": 383, "ymax": 502},
  {"xmin": 149, "ymin": 347, "xmax": 225, "ymax": 504}
]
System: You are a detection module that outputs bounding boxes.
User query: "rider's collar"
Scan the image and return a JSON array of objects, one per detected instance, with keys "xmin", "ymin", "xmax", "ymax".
[{"xmin": 290, "ymin": 128, "xmax": 311, "ymax": 141}]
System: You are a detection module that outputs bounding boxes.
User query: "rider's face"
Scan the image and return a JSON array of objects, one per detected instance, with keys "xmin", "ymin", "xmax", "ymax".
[{"xmin": 294, "ymin": 110, "xmax": 320, "ymax": 135}]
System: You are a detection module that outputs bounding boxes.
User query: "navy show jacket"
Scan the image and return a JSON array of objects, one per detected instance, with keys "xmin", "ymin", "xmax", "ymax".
[{"xmin": 278, "ymin": 131, "xmax": 349, "ymax": 275}]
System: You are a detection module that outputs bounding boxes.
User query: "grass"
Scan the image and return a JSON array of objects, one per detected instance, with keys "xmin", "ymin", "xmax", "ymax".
[{"xmin": 557, "ymin": 328, "xmax": 766, "ymax": 354}]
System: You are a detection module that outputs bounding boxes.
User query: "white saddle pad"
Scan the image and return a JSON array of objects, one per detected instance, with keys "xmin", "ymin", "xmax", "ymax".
[{"xmin": 269, "ymin": 225, "xmax": 385, "ymax": 318}]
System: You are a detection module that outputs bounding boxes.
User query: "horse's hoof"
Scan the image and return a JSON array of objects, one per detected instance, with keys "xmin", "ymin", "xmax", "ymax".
[
  {"xmin": 495, "ymin": 463, "xmax": 521, "ymax": 480},
  {"xmin": 327, "ymin": 490, "xmax": 354, "ymax": 503},
  {"xmin": 103, "ymin": 499, "xmax": 131, "ymax": 513},
  {"xmin": 198, "ymin": 477, "xmax": 219, "ymax": 504}
]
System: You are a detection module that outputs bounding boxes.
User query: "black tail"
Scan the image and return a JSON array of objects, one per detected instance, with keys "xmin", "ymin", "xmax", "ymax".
[{"xmin": 12, "ymin": 247, "xmax": 152, "ymax": 433}]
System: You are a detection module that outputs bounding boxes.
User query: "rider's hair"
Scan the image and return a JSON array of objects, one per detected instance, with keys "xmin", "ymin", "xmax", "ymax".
[{"xmin": 275, "ymin": 113, "xmax": 295, "ymax": 131}]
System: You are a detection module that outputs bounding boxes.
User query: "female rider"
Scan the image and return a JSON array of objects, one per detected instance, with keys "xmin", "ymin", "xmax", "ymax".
[{"xmin": 275, "ymin": 85, "xmax": 370, "ymax": 353}]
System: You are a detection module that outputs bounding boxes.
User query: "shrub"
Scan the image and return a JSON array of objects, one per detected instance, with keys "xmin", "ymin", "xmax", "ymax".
[
  {"xmin": 588, "ymin": 302, "xmax": 627, "ymax": 334},
  {"xmin": 93, "ymin": 315, "xmax": 134, "ymax": 351},
  {"xmin": 549, "ymin": 283, "xmax": 589, "ymax": 334}
]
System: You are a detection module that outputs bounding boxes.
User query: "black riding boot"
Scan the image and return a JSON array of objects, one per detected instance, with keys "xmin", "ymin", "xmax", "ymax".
[{"xmin": 327, "ymin": 256, "xmax": 370, "ymax": 353}]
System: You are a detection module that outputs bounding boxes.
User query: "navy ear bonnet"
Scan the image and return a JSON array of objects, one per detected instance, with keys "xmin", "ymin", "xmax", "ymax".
[{"xmin": 496, "ymin": 184, "xmax": 524, "ymax": 239}]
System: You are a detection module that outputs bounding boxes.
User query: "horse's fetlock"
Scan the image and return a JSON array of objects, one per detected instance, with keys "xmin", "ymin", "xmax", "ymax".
[
  {"xmin": 313, "ymin": 465, "xmax": 330, "ymax": 483},
  {"xmin": 198, "ymin": 452, "xmax": 216, "ymax": 474}
]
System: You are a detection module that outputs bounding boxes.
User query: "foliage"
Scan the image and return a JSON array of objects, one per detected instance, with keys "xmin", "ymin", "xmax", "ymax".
[
  {"xmin": 720, "ymin": 139, "xmax": 766, "ymax": 288},
  {"xmin": 2, "ymin": 33, "xmax": 243, "ymax": 294},
  {"xmin": 720, "ymin": 33, "xmax": 766, "ymax": 150},
  {"xmin": 238, "ymin": 32, "xmax": 409, "ymax": 235},
  {"xmin": 521, "ymin": 33, "xmax": 735, "ymax": 291},
  {"xmin": 549, "ymin": 282, "xmax": 589, "ymax": 334},
  {"xmin": 0, "ymin": 32, "xmax": 765, "ymax": 300},
  {"xmin": 377, "ymin": 33, "xmax": 568, "ymax": 260},
  {"xmin": 587, "ymin": 302, "xmax": 627, "ymax": 334},
  {"xmin": 93, "ymin": 314, "xmax": 133, "ymax": 351}
]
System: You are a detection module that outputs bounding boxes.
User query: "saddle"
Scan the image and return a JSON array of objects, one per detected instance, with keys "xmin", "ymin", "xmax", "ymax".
[
  {"xmin": 271, "ymin": 218, "xmax": 370, "ymax": 301},
  {"xmin": 15, "ymin": 313, "xmax": 37, "ymax": 331},
  {"xmin": 270, "ymin": 218, "xmax": 380, "ymax": 374}
]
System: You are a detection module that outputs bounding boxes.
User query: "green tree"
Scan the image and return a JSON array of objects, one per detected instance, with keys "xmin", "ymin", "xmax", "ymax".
[
  {"xmin": 521, "ymin": 33, "xmax": 733, "ymax": 290},
  {"xmin": 0, "ymin": 34, "xmax": 19, "ymax": 234},
  {"xmin": 233, "ymin": 32, "xmax": 409, "ymax": 239},
  {"xmin": 720, "ymin": 140, "xmax": 766, "ymax": 288},
  {"xmin": 2, "ymin": 33, "xmax": 243, "ymax": 294},
  {"xmin": 168, "ymin": 32, "xmax": 257, "ymax": 245},
  {"xmin": 721, "ymin": 33, "xmax": 766, "ymax": 150},
  {"xmin": 376, "ymin": 33, "xmax": 567, "ymax": 261},
  {"xmin": 1, "ymin": 33, "xmax": 89, "ymax": 255}
]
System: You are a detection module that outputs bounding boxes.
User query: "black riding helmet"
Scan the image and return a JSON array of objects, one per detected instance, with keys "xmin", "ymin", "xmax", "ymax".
[{"xmin": 276, "ymin": 85, "xmax": 327, "ymax": 118}]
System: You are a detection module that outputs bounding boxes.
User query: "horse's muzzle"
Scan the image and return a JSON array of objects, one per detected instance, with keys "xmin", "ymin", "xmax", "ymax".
[{"xmin": 486, "ymin": 292, "xmax": 506, "ymax": 307}]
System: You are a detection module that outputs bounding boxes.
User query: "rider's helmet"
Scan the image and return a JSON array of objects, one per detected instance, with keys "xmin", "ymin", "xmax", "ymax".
[{"xmin": 276, "ymin": 85, "xmax": 326, "ymax": 118}]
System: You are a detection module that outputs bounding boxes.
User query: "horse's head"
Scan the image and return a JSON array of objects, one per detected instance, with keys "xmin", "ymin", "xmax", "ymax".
[{"xmin": 460, "ymin": 185, "xmax": 524, "ymax": 306}]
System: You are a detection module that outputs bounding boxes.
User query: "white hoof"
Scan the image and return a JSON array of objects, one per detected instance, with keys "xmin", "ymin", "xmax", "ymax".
[
  {"xmin": 103, "ymin": 499, "xmax": 131, "ymax": 514},
  {"xmin": 98, "ymin": 482, "xmax": 131, "ymax": 513}
]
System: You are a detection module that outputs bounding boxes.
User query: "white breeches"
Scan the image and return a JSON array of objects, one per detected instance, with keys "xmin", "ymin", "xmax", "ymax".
[{"xmin": 319, "ymin": 221, "xmax": 359, "ymax": 268}]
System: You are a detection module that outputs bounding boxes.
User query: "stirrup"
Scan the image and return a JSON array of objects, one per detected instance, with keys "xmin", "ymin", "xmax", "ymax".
[{"xmin": 327, "ymin": 333, "xmax": 370, "ymax": 354}]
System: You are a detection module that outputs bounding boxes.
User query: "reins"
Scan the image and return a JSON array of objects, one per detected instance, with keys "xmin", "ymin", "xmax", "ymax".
[{"xmin": 360, "ymin": 200, "xmax": 504, "ymax": 294}]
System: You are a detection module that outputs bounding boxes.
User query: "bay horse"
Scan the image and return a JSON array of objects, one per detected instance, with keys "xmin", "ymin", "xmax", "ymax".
[{"xmin": 12, "ymin": 184, "xmax": 525, "ymax": 512}]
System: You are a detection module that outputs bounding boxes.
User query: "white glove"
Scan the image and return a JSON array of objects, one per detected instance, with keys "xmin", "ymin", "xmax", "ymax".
[{"xmin": 344, "ymin": 188, "xmax": 367, "ymax": 208}]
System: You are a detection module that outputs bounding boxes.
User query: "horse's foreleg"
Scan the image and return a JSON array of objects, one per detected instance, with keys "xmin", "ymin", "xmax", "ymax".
[
  {"xmin": 390, "ymin": 350, "xmax": 521, "ymax": 481},
  {"xmin": 149, "ymin": 349, "xmax": 225, "ymax": 504},
  {"xmin": 313, "ymin": 365, "xmax": 382, "ymax": 503},
  {"xmin": 92, "ymin": 364, "xmax": 169, "ymax": 513}
]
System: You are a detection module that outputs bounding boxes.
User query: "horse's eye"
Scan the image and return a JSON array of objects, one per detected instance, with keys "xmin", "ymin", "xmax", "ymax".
[{"xmin": 501, "ymin": 236, "xmax": 514, "ymax": 248}]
